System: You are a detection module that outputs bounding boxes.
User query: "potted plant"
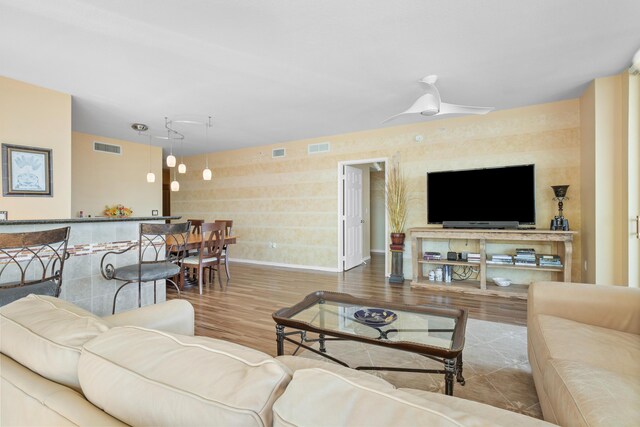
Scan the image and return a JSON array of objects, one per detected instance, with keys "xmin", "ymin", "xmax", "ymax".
[
  {"xmin": 386, "ymin": 163, "xmax": 408, "ymax": 284},
  {"xmin": 386, "ymin": 163, "xmax": 408, "ymax": 245}
]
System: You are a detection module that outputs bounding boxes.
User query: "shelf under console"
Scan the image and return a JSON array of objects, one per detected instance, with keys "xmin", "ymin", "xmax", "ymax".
[{"xmin": 409, "ymin": 228, "xmax": 576, "ymax": 299}]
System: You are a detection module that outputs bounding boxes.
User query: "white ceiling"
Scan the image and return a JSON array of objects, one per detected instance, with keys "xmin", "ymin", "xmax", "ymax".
[{"xmin": 1, "ymin": 0, "xmax": 639, "ymax": 155}]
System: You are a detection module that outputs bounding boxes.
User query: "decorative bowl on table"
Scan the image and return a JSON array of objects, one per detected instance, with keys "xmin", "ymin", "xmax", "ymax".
[
  {"xmin": 492, "ymin": 277, "xmax": 512, "ymax": 287},
  {"xmin": 353, "ymin": 308, "xmax": 398, "ymax": 327}
]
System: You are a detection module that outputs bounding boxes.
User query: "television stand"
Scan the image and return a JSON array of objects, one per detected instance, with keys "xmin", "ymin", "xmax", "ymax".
[
  {"xmin": 409, "ymin": 228, "xmax": 576, "ymax": 299},
  {"xmin": 442, "ymin": 221, "xmax": 519, "ymax": 230}
]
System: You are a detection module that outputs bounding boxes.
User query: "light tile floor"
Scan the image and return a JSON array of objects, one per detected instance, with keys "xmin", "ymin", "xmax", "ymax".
[{"xmin": 300, "ymin": 318, "xmax": 542, "ymax": 419}]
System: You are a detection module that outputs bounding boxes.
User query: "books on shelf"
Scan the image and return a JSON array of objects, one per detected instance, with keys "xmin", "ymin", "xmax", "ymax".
[
  {"xmin": 467, "ymin": 253, "xmax": 481, "ymax": 263},
  {"xmin": 487, "ymin": 254, "xmax": 513, "ymax": 265},
  {"xmin": 538, "ymin": 254, "xmax": 563, "ymax": 267},
  {"xmin": 423, "ymin": 251, "xmax": 442, "ymax": 260}
]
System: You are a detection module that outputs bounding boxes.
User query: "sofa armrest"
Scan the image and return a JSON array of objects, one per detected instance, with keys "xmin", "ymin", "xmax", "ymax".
[
  {"xmin": 528, "ymin": 281, "xmax": 640, "ymax": 334},
  {"xmin": 103, "ymin": 300, "xmax": 195, "ymax": 336}
]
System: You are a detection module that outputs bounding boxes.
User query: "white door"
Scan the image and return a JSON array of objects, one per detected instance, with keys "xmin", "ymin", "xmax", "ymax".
[{"xmin": 344, "ymin": 165, "xmax": 363, "ymax": 270}]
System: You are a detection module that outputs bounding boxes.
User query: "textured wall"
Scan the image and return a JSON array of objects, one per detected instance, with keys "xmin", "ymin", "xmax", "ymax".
[
  {"xmin": 0, "ymin": 77, "xmax": 71, "ymax": 219},
  {"xmin": 72, "ymin": 132, "xmax": 163, "ymax": 218},
  {"xmin": 172, "ymin": 99, "xmax": 581, "ymax": 280}
]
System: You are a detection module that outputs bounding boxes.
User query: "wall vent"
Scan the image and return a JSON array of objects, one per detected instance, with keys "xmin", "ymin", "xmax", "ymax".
[
  {"xmin": 93, "ymin": 141, "xmax": 122, "ymax": 155},
  {"xmin": 272, "ymin": 148, "xmax": 286, "ymax": 158},
  {"xmin": 308, "ymin": 142, "xmax": 330, "ymax": 154}
]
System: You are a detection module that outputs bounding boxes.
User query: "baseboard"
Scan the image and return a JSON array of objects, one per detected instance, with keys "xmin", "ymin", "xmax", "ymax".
[
  {"xmin": 370, "ymin": 249, "xmax": 386, "ymax": 254},
  {"xmin": 229, "ymin": 258, "xmax": 340, "ymax": 273}
]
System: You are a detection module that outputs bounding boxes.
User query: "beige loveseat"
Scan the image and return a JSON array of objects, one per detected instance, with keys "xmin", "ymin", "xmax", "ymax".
[
  {"xmin": 1, "ymin": 295, "xmax": 551, "ymax": 426},
  {"xmin": 528, "ymin": 281, "xmax": 640, "ymax": 427}
]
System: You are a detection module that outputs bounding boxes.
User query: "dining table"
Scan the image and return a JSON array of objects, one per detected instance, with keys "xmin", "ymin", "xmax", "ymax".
[{"xmin": 167, "ymin": 231, "xmax": 238, "ymax": 289}]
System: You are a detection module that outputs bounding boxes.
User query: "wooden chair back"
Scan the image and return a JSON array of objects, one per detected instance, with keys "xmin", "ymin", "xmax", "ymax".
[
  {"xmin": 187, "ymin": 219, "xmax": 204, "ymax": 235},
  {"xmin": 214, "ymin": 220, "xmax": 233, "ymax": 239},
  {"xmin": 200, "ymin": 222, "xmax": 225, "ymax": 261}
]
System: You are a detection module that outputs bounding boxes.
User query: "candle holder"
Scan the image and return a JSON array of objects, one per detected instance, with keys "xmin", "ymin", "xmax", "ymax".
[{"xmin": 550, "ymin": 185, "xmax": 570, "ymax": 231}]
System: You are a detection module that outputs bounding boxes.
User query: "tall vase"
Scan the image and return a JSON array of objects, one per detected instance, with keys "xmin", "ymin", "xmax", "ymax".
[{"xmin": 389, "ymin": 233, "xmax": 405, "ymax": 284}]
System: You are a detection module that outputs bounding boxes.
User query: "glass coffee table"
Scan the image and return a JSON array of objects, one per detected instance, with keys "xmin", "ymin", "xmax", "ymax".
[{"xmin": 272, "ymin": 291, "xmax": 467, "ymax": 395}]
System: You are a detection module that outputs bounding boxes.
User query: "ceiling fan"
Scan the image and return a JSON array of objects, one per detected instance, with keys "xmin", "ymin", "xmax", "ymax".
[{"xmin": 383, "ymin": 75, "xmax": 494, "ymax": 123}]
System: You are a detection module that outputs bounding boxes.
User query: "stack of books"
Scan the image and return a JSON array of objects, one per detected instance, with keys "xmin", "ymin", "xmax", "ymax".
[
  {"xmin": 487, "ymin": 254, "xmax": 514, "ymax": 265},
  {"xmin": 467, "ymin": 253, "xmax": 481, "ymax": 263},
  {"xmin": 423, "ymin": 251, "xmax": 442, "ymax": 261},
  {"xmin": 514, "ymin": 248, "xmax": 537, "ymax": 266},
  {"xmin": 538, "ymin": 254, "xmax": 563, "ymax": 268}
]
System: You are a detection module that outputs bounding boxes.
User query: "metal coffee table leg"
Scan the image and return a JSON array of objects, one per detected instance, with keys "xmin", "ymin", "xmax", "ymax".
[
  {"xmin": 276, "ymin": 324, "xmax": 285, "ymax": 356},
  {"xmin": 456, "ymin": 352, "xmax": 465, "ymax": 385},
  {"xmin": 444, "ymin": 358, "xmax": 456, "ymax": 396}
]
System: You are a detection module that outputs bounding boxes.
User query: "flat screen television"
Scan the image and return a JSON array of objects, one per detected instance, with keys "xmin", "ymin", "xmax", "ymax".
[{"xmin": 427, "ymin": 164, "xmax": 536, "ymax": 226}]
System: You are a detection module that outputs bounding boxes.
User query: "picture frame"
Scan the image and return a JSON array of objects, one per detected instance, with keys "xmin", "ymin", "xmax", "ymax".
[{"xmin": 2, "ymin": 144, "xmax": 53, "ymax": 197}]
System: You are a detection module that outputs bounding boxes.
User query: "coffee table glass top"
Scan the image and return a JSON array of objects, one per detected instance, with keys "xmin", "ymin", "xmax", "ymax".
[{"xmin": 277, "ymin": 294, "xmax": 461, "ymax": 350}]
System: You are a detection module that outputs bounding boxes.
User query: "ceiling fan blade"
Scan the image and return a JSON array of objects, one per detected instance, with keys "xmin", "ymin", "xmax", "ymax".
[
  {"xmin": 382, "ymin": 90, "xmax": 440, "ymax": 123},
  {"xmin": 438, "ymin": 103, "xmax": 494, "ymax": 116},
  {"xmin": 382, "ymin": 109, "xmax": 420, "ymax": 123}
]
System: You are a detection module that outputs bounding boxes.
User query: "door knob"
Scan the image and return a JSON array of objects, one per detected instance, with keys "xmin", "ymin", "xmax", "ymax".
[{"xmin": 361, "ymin": 219, "xmax": 365, "ymax": 223}]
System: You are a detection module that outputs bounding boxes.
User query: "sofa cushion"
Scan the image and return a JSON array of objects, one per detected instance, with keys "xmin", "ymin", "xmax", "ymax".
[
  {"xmin": 400, "ymin": 388, "xmax": 552, "ymax": 427},
  {"xmin": 0, "ymin": 354, "xmax": 126, "ymax": 427},
  {"xmin": 0, "ymin": 294, "xmax": 110, "ymax": 391},
  {"xmin": 531, "ymin": 314, "xmax": 640, "ymax": 377},
  {"xmin": 78, "ymin": 326, "xmax": 291, "ymax": 427},
  {"xmin": 543, "ymin": 358, "xmax": 640, "ymax": 427},
  {"xmin": 275, "ymin": 355, "xmax": 395, "ymax": 391},
  {"xmin": 273, "ymin": 368, "xmax": 515, "ymax": 427}
]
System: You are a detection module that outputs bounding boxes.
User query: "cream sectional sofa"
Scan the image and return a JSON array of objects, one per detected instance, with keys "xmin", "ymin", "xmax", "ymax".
[
  {"xmin": 528, "ymin": 281, "xmax": 640, "ymax": 427},
  {"xmin": 0, "ymin": 295, "xmax": 551, "ymax": 426}
]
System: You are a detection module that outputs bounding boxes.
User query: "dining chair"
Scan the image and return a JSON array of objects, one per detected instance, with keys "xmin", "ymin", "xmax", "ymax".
[
  {"xmin": 100, "ymin": 222, "xmax": 190, "ymax": 314},
  {"xmin": 214, "ymin": 219, "xmax": 233, "ymax": 279},
  {"xmin": 180, "ymin": 222, "xmax": 224, "ymax": 294},
  {"xmin": 0, "ymin": 227, "xmax": 70, "ymax": 306},
  {"xmin": 187, "ymin": 219, "xmax": 204, "ymax": 235}
]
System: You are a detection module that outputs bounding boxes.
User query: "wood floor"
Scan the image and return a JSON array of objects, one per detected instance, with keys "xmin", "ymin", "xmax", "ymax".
[{"xmin": 167, "ymin": 254, "xmax": 527, "ymax": 357}]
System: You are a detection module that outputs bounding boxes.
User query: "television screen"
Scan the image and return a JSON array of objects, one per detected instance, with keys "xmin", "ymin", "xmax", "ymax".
[{"xmin": 427, "ymin": 164, "xmax": 535, "ymax": 225}]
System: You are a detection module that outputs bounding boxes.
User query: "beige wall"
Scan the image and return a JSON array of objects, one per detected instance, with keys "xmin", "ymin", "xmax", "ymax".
[
  {"xmin": 0, "ymin": 77, "xmax": 72, "ymax": 219},
  {"xmin": 371, "ymin": 170, "xmax": 386, "ymax": 252},
  {"xmin": 580, "ymin": 82, "xmax": 597, "ymax": 283},
  {"xmin": 173, "ymin": 99, "xmax": 582, "ymax": 280},
  {"xmin": 580, "ymin": 73, "xmax": 638, "ymax": 286},
  {"xmin": 71, "ymin": 132, "xmax": 163, "ymax": 217},
  {"xmin": 628, "ymin": 74, "xmax": 640, "ymax": 287}
]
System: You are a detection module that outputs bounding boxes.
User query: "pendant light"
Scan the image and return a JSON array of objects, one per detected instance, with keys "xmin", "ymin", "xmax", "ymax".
[
  {"xmin": 178, "ymin": 143, "xmax": 186, "ymax": 174},
  {"xmin": 202, "ymin": 116, "xmax": 213, "ymax": 180},
  {"xmin": 170, "ymin": 169, "xmax": 179, "ymax": 191},
  {"xmin": 131, "ymin": 123, "xmax": 156, "ymax": 183},
  {"xmin": 165, "ymin": 117, "xmax": 176, "ymax": 167},
  {"xmin": 146, "ymin": 133, "xmax": 155, "ymax": 183}
]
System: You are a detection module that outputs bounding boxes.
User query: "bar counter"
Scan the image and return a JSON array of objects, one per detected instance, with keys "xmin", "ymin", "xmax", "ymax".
[{"xmin": 0, "ymin": 216, "xmax": 181, "ymax": 315}]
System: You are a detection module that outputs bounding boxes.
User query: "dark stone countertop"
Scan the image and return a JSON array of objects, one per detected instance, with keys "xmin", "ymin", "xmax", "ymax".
[{"xmin": 0, "ymin": 216, "xmax": 181, "ymax": 226}]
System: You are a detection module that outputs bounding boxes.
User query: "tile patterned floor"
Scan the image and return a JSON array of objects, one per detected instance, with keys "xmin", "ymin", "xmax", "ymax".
[{"xmin": 299, "ymin": 318, "xmax": 542, "ymax": 419}]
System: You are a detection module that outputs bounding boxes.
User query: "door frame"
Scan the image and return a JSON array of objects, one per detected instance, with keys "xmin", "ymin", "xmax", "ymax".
[{"xmin": 337, "ymin": 158, "xmax": 389, "ymax": 276}]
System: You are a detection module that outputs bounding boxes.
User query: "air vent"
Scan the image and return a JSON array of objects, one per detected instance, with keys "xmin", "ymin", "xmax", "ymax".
[
  {"xmin": 272, "ymin": 148, "xmax": 286, "ymax": 158},
  {"xmin": 308, "ymin": 142, "xmax": 330, "ymax": 154},
  {"xmin": 93, "ymin": 141, "xmax": 122, "ymax": 155}
]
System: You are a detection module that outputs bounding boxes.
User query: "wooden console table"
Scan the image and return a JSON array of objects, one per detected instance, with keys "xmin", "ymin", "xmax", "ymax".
[{"xmin": 409, "ymin": 228, "xmax": 576, "ymax": 298}]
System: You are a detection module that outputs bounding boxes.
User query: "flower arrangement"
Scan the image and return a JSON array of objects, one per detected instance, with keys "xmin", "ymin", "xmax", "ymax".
[{"xmin": 104, "ymin": 204, "xmax": 133, "ymax": 218}]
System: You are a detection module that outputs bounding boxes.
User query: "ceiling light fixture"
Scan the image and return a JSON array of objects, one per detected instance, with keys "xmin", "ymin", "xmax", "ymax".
[
  {"xmin": 146, "ymin": 133, "xmax": 156, "ymax": 183},
  {"xmin": 171, "ymin": 168, "xmax": 179, "ymax": 192},
  {"xmin": 131, "ymin": 123, "xmax": 156, "ymax": 183},
  {"xmin": 203, "ymin": 116, "xmax": 213, "ymax": 181}
]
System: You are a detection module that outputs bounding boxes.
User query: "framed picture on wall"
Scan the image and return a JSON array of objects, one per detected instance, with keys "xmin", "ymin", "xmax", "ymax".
[{"xmin": 2, "ymin": 144, "xmax": 53, "ymax": 197}]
